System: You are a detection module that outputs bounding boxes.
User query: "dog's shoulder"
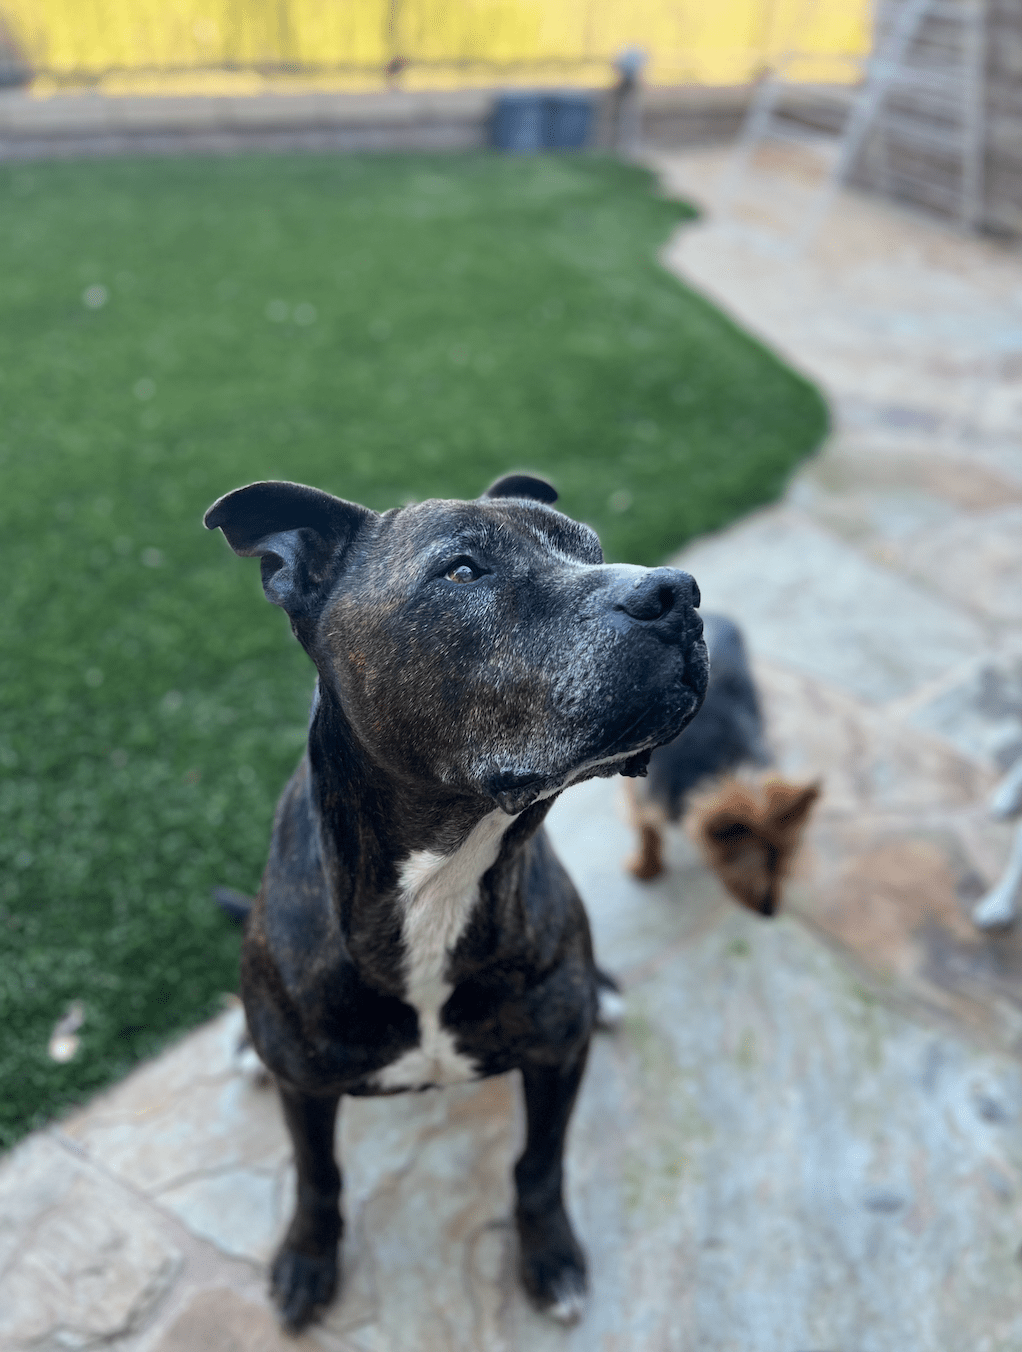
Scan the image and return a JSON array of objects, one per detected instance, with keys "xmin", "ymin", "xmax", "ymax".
[{"xmin": 256, "ymin": 758, "xmax": 345, "ymax": 982}]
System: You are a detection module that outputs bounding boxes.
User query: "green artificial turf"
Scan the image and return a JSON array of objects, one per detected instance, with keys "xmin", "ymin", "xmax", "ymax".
[{"xmin": 0, "ymin": 151, "xmax": 827, "ymax": 1146}]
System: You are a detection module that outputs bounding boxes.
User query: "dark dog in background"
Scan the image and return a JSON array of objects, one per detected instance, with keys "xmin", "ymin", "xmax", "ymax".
[
  {"xmin": 625, "ymin": 613, "xmax": 819, "ymax": 915},
  {"xmin": 204, "ymin": 473, "xmax": 707, "ymax": 1330}
]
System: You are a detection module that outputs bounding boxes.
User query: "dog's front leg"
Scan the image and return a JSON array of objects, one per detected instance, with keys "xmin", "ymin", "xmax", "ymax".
[
  {"xmin": 514, "ymin": 1045, "xmax": 590, "ymax": 1322},
  {"xmin": 271, "ymin": 1082, "xmax": 343, "ymax": 1331}
]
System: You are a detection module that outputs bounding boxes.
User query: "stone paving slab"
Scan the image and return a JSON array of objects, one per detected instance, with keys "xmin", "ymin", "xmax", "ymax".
[
  {"xmin": 152, "ymin": 1287, "xmax": 318, "ymax": 1352},
  {"xmin": 677, "ymin": 507, "xmax": 989, "ymax": 703},
  {"xmin": 0, "ymin": 1134, "xmax": 182, "ymax": 1348},
  {"xmin": 655, "ymin": 146, "xmax": 1022, "ymax": 441}
]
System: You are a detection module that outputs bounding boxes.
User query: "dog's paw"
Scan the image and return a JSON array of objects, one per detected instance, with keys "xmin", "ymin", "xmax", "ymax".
[
  {"xmin": 595, "ymin": 984, "xmax": 626, "ymax": 1032},
  {"xmin": 594, "ymin": 967, "xmax": 626, "ymax": 1032},
  {"xmin": 517, "ymin": 1210, "xmax": 588, "ymax": 1325},
  {"xmin": 270, "ymin": 1245, "xmax": 338, "ymax": 1332},
  {"xmin": 544, "ymin": 1270, "xmax": 587, "ymax": 1324}
]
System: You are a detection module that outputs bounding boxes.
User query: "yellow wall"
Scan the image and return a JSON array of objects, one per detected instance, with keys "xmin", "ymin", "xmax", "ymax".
[{"xmin": 3, "ymin": 0, "xmax": 870, "ymax": 92}]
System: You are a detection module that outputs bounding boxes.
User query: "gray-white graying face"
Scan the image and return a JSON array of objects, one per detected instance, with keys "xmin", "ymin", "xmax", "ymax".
[{"xmin": 205, "ymin": 478, "xmax": 709, "ymax": 814}]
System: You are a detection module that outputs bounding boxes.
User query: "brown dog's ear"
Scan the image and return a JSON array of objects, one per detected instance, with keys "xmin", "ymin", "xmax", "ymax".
[
  {"xmin": 483, "ymin": 473, "xmax": 558, "ymax": 505},
  {"xmin": 763, "ymin": 780, "xmax": 821, "ymax": 833},
  {"xmin": 204, "ymin": 480, "xmax": 377, "ymax": 620}
]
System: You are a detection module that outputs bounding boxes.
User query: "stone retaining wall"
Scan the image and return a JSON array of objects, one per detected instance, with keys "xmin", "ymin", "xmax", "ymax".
[{"xmin": 0, "ymin": 84, "xmax": 751, "ymax": 162}]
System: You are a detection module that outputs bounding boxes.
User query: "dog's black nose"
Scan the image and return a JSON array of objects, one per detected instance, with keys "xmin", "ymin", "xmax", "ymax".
[{"xmin": 613, "ymin": 567, "xmax": 701, "ymax": 623}]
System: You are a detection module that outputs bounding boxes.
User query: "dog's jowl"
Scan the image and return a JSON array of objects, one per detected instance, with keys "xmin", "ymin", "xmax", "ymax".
[{"xmin": 204, "ymin": 473, "xmax": 708, "ymax": 1329}]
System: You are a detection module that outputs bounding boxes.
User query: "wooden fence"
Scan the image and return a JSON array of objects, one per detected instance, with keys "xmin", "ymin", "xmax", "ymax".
[{"xmin": 1, "ymin": 0, "xmax": 869, "ymax": 91}]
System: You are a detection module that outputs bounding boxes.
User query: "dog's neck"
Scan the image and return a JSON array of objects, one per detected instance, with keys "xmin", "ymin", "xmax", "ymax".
[
  {"xmin": 305, "ymin": 680, "xmax": 552, "ymax": 924},
  {"xmin": 299, "ymin": 681, "xmax": 556, "ymax": 1004}
]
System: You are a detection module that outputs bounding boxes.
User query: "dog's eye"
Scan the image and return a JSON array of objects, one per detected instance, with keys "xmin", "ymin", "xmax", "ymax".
[{"xmin": 445, "ymin": 560, "xmax": 482, "ymax": 584}]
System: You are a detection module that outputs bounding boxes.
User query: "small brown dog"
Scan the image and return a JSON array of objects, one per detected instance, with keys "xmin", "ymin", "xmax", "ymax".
[
  {"xmin": 622, "ymin": 613, "xmax": 819, "ymax": 914},
  {"xmin": 625, "ymin": 775, "xmax": 819, "ymax": 915},
  {"xmin": 688, "ymin": 777, "xmax": 820, "ymax": 916}
]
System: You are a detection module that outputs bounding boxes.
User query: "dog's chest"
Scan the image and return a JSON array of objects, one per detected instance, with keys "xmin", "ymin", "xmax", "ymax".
[{"xmin": 374, "ymin": 811, "xmax": 512, "ymax": 1091}]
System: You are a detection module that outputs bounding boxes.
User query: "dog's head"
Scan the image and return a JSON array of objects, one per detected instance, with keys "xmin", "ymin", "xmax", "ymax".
[
  {"xmin": 205, "ymin": 476, "xmax": 708, "ymax": 813},
  {"xmin": 691, "ymin": 778, "xmax": 821, "ymax": 916}
]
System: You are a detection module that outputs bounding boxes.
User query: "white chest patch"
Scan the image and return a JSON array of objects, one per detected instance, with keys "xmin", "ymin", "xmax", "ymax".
[{"xmin": 375, "ymin": 810, "xmax": 515, "ymax": 1091}]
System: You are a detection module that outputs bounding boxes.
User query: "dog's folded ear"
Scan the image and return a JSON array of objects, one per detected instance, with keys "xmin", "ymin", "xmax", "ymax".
[
  {"xmin": 482, "ymin": 473, "xmax": 558, "ymax": 505},
  {"xmin": 204, "ymin": 481, "xmax": 376, "ymax": 618}
]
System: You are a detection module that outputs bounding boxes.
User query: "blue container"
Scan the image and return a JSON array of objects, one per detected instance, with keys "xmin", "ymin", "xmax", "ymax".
[
  {"xmin": 491, "ymin": 91, "xmax": 595, "ymax": 152},
  {"xmin": 491, "ymin": 94, "xmax": 546, "ymax": 153},
  {"xmin": 544, "ymin": 94, "xmax": 593, "ymax": 150}
]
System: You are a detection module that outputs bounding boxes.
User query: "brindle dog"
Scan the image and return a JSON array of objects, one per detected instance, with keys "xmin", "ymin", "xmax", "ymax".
[{"xmin": 204, "ymin": 473, "xmax": 707, "ymax": 1330}]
